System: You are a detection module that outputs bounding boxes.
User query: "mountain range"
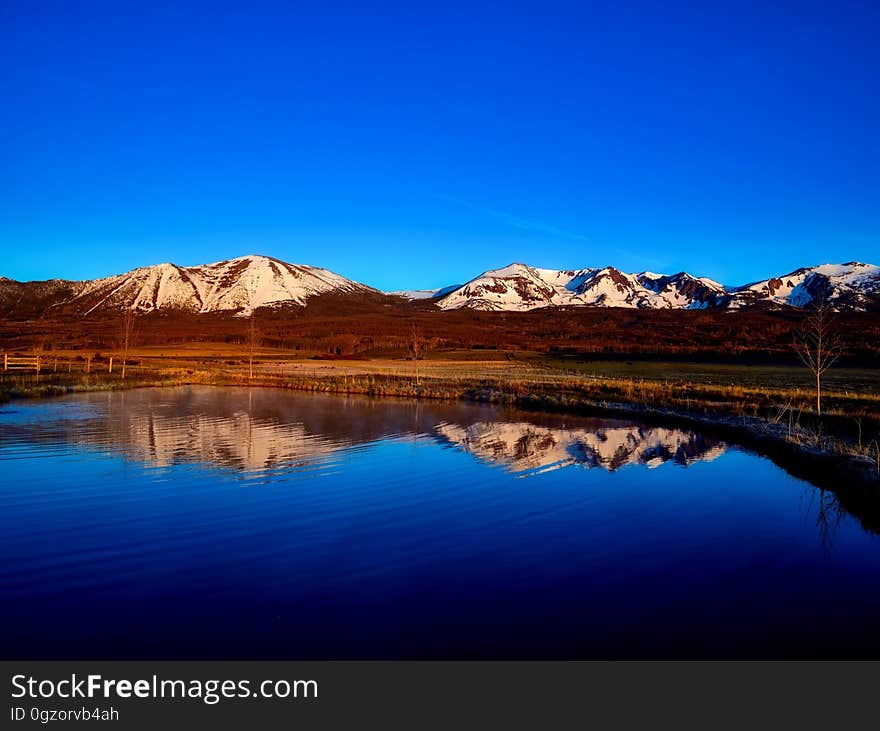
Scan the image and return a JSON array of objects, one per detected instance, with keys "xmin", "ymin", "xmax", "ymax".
[
  {"xmin": 1, "ymin": 254, "xmax": 878, "ymax": 317},
  {"xmin": 412, "ymin": 261, "xmax": 880, "ymax": 312}
]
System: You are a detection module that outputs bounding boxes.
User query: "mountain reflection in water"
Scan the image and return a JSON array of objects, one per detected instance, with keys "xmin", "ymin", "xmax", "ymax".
[
  {"xmin": 0, "ymin": 387, "xmax": 726, "ymax": 476},
  {"xmin": 4, "ymin": 386, "xmax": 880, "ymax": 660}
]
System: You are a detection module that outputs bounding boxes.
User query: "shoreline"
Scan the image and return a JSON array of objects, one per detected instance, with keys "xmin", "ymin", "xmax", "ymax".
[{"xmin": 2, "ymin": 365, "xmax": 878, "ymax": 497}]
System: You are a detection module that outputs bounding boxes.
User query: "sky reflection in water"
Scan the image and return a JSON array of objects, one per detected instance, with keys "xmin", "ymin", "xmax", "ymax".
[{"xmin": 1, "ymin": 387, "xmax": 878, "ymax": 659}]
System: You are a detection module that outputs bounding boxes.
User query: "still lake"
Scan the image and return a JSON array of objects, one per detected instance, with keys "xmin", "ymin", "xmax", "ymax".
[{"xmin": 2, "ymin": 386, "xmax": 879, "ymax": 659}]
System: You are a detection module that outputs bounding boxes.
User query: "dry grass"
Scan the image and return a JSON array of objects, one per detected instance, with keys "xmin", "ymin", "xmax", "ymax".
[{"xmin": 2, "ymin": 347, "xmax": 877, "ymax": 411}]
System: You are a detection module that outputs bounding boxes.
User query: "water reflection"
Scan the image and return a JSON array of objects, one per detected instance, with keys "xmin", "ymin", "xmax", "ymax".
[
  {"xmin": 0, "ymin": 387, "xmax": 726, "ymax": 476},
  {"xmin": 437, "ymin": 421, "xmax": 725, "ymax": 474},
  {"xmin": 801, "ymin": 487, "xmax": 847, "ymax": 556},
  {"xmin": 4, "ymin": 386, "xmax": 880, "ymax": 660}
]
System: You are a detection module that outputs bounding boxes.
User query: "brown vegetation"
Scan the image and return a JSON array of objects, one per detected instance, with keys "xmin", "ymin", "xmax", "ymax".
[{"xmin": 1, "ymin": 295, "xmax": 879, "ymax": 364}]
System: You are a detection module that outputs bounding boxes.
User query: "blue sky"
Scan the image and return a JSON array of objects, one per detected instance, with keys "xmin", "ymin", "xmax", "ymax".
[{"xmin": 1, "ymin": 0, "xmax": 878, "ymax": 290}]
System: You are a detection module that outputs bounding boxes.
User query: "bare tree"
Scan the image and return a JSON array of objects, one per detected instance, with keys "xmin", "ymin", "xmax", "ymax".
[
  {"xmin": 248, "ymin": 309, "xmax": 257, "ymax": 380},
  {"xmin": 409, "ymin": 323, "xmax": 426, "ymax": 385},
  {"xmin": 794, "ymin": 294, "xmax": 842, "ymax": 416},
  {"xmin": 120, "ymin": 308, "xmax": 136, "ymax": 380},
  {"xmin": 245, "ymin": 272, "xmax": 261, "ymax": 380}
]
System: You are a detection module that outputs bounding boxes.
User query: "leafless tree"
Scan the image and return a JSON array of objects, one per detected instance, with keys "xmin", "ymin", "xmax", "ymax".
[
  {"xmin": 794, "ymin": 294, "xmax": 842, "ymax": 416},
  {"xmin": 409, "ymin": 323, "xmax": 426, "ymax": 385},
  {"xmin": 245, "ymin": 273, "xmax": 260, "ymax": 380},
  {"xmin": 248, "ymin": 309, "xmax": 258, "ymax": 380},
  {"xmin": 120, "ymin": 308, "xmax": 136, "ymax": 380}
]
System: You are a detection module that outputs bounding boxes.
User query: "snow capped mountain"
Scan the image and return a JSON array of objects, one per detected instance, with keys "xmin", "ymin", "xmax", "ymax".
[
  {"xmin": 637, "ymin": 271, "xmax": 728, "ymax": 310},
  {"xmin": 437, "ymin": 263, "xmax": 565, "ymax": 311},
  {"xmin": 3, "ymin": 255, "xmax": 879, "ymax": 317},
  {"xmin": 406, "ymin": 261, "xmax": 879, "ymax": 312},
  {"xmin": 4, "ymin": 255, "xmax": 378, "ymax": 316},
  {"xmin": 430, "ymin": 264, "xmax": 731, "ymax": 311},
  {"xmin": 727, "ymin": 262, "xmax": 880, "ymax": 311}
]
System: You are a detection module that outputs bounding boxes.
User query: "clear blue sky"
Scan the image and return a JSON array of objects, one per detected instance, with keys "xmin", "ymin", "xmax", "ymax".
[{"xmin": 1, "ymin": 0, "xmax": 877, "ymax": 290}]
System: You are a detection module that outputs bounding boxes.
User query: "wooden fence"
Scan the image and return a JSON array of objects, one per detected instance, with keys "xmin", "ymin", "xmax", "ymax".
[
  {"xmin": 3, "ymin": 355, "xmax": 42, "ymax": 372},
  {"xmin": 2, "ymin": 354, "xmax": 114, "ymax": 374}
]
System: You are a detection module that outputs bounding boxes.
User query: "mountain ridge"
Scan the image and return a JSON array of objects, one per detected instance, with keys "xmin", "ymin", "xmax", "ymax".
[
  {"xmin": 416, "ymin": 261, "xmax": 880, "ymax": 312},
  {"xmin": 1, "ymin": 255, "xmax": 878, "ymax": 316},
  {"xmin": 0, "ymin": 255, "xmax": 378, "ymax": 317}
]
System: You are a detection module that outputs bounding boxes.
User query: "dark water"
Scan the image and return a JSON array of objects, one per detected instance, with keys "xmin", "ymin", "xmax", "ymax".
[{"xmin": 1, "ymin": 386, "xmax": 879, "ymax": 659}]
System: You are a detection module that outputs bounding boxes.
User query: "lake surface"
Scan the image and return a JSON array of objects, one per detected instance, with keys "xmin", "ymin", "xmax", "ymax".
[{"xmin": 2, "ymin": 386, "xmax": 879, "ymax": 659}]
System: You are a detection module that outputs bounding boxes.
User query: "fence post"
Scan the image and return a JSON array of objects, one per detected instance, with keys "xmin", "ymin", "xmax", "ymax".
[
  {"xmin": 108, "ymin": 356, "xmax": 113, "ymax": 374},
  {"xmin": 53, "ymin": 358, "xmax": 58, "ymax": 373},
  {"xmin": 36, "ymin": 356, "xmax": 41, "ymax": 374},
  {"xmin": 3, "ymin": 354, "xmax": 6, "ymax": 371}
]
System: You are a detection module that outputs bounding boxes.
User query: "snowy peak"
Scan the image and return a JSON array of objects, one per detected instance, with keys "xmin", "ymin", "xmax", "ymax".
[
  {"xmin": 424, "ymin": 261, "xmax": 880, "ymax": 312},
  {"xmin": 438, "ymin": 263, "xmax": 562, "ymax": 311},
  {"xmin": 637, "ymin": 271, "xmax": 728, "ymax": 310},
  {"xmin": 190, "ymin": 255, "xmax": 368, "ymax": 314},
  {"xmin": 729, "ymin": 261, "xmax": 880, "ymax": 311},
  {"xmin": 26, "ymin": 254, "xmax": 377, "ymax": 316},
  {"xmin": 435, "ymin": 264, "xmax": 717, "ymax": 311},
  {"xmin": 567, "ymin": 267, "xmax": 652, "ymax": 308},
  {"xmin": 75, "ymin": 262, "xmax": 203, "ymax": 315}
]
